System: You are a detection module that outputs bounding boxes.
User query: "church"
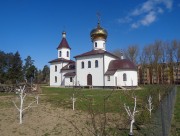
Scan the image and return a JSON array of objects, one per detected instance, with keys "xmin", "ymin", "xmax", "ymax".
[{"xmin": 49, "ymin": 22, "xmax": 138, "ymax": 88}]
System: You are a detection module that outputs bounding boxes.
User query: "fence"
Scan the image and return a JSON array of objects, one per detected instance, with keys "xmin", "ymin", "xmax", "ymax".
[{"xmin": 142, "ymin": 86, "xmax": 177, "ymax": 136}]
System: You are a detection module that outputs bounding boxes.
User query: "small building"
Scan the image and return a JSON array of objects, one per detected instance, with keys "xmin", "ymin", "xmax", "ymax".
[{"xmin": 49, "ymin": 22, "xmax": 138, "ymax": 87}]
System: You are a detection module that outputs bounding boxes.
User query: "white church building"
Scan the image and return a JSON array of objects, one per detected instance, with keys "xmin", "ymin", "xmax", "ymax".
[{"xmin": 49, "ymin": 22, "xmax": 138, "ymax": 88}]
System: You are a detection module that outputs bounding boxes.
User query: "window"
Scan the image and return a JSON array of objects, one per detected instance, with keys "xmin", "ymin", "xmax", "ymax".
[
  {"xmin": 70, "ymin": 77, "xmax": 73, "ymax": 82},
  {"xmin": 55, "ymin": 65, "xmax": 57, "ymax": 72},
  {"xmin": 81, "ymin": 61, "xmax": 84, "ymax": 68},
  {"xmin": 107, "ymin": 76, "xmax": 110, "ymax": 81},
  {"xmin": 67, "ymin": 51, "xmax": 69, "ymax": 57},
  {"xmin": 55, "ymin": 76, "xmax": 57, "ymax": 83},
  {"xmin": 95, "ymin": 60, "xmax": 98, "ymax": 68},
  {"xmin": 95, "ymin": 42, "xmax": 97, "ymax": 47},
  {"xmin": 59, "ymin": 51, "xmax": 61, "ymax": 57},
  {"xmin": 123, "ymin": 73, "xmax": 127, "ymax": 81},
  {"xmin": 88, "ymin": 61, "xmax": 91, "ymax": 68}
]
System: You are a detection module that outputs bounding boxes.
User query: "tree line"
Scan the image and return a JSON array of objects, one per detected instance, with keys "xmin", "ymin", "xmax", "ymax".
[
  {"xmin": 113, "ymin": 39, "xmax": 180, "ymax": 84},
  {"xmin": 0, "ymin": 50, "xmax": 49, "ymax": 84}
]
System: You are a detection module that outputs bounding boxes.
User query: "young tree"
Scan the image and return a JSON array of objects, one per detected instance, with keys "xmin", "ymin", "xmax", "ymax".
[
  {"xmin": 124, "ymin": 96, "xmax": 138, "ymax": 136},
  {"xmin": 71, "ymin": 94, "xmax": 76, "ymax": 111},
  {"xmin": 13, "ymin": 85, "xmax": 37, "ymax": 124},
  {"xmin": 146, "ymin": 95, "xmax": 153, "ymax": 118}
]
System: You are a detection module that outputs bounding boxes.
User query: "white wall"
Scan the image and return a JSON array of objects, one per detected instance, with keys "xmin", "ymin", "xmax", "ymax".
[
  {"xmin": 64, "ymin": 76, "xmax": 76, "ymax": 86},
  {"xmin": 49, "ymin": 62, "xmax": 68, "ymax": 87},
  {"xmin": 76, "ymin": 54, "xmax": 104, "ymax": 86},
  {"xmin": 104, "ymin": 75, "xmax": 115, "ymax": 86},
  {"xmin": 115, "ymin": 70, "xmax": 138, "ymax": 87},
  {"xmin": 93, "ymin": 39, "xmax": 106, "ymax": 50},
  {"xmin": 58, "ymin": 48, "xmax": 70, "ymax": 60}
]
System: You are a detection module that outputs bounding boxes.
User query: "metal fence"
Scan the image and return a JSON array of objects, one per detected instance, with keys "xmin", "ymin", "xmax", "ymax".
[{"xmin": 142, "ymin": 86, "xmax": 177, "ymax": 136}]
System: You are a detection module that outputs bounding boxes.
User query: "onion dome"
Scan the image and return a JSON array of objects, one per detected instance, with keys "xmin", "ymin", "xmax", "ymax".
[{"xmin": 90, "ymin": 23, "xmax": 108, "ymax": 41}]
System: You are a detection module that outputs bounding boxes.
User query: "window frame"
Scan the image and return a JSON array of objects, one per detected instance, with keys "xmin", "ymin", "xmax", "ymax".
[
  {"xmin": 95, "ymin": 60, "xmax": 98, "ymax": 68},
  {"xmin": 95, "ymin": 42, "xmax": 97, "ymax": 47},
  {"xmin": 67, "ymin": 51, "xmax": 69, "ymax": 57},
  {"xmin": 123, "ymin": 73, "xmax": 127, "ymax": 81},
  {"xmin": 88, "ymin": 61, "xmax": 91, "ymax": 68},
  {"xmin": 55, "ymin": 65, "xmax": 57, "ymax": 72},
  {"xmin": 81, "ymin": 61, "xmax": 84, "ymax": 69},
  {"xmin": 55, "ymin": 76, "xmax": 57, "ymax": 83},
  {"xmin": 59, "ymin": 51, "xmax": 61, "ymax": 57}
]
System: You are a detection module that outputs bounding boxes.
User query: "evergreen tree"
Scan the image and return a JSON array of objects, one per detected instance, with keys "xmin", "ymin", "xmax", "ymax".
[
  {"xmin": 0, "ymin": 51, "xmax": 6, "ymax": 83},
  {"xmin": 23, "ymin": 56, "xmax": 37, "ymax": 83},
  {"xmin": 42, "ymin": 65, "xmax": 50, "ymax": 83},
  {"xmin": 37, "ymin": 70, "xmax": 43, "ymax": 83},
  {"xmin": 5, "ymin": 53, "xmax": 14, "ymax": 84},
  {"xmin": 8, "ymin": 51, "xmax": 23, "ymax": 84}
]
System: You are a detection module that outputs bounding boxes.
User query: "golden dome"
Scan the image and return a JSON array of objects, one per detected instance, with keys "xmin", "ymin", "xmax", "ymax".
[{"xmin": 90, "ymin": 23, "xmax": 108, "ymax": 41}]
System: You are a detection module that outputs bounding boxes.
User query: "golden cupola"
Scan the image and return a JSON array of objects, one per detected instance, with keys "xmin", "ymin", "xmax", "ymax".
[{"xmin": 90, "ymin": 22, "xmax": 108, "ymax": 41}]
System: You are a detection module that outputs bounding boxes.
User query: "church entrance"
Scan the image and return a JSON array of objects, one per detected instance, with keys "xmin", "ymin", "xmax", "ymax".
[{"xmin": 87, "ymin": 74, "xmax": 92, "ymax": 85}]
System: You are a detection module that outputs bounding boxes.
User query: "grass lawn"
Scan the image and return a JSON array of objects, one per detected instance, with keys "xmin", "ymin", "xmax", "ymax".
[{"xmin": 41, "ymin": 85, "xmax": 173, "ymax": 113}]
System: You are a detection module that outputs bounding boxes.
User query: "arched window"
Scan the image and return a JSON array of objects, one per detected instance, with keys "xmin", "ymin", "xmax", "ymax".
[
  {"xmin": 95, "ymin": 60, "xmax": 98, "ymax": 68},
  {"xmin": 55, "ymin": 65, "xmax": 57, "ymax": 72},
  {"xmin": 123, "ymin": 73, "xmax": 127, "ymax": 81},
  {"xmin": 59, "ymin": 51, "xmax": 61, "ymax": 57},
  {"xmin": 95, "ymin": 42, "xmax": 97, "ymax": 47},
  {"xmin": 55, "ymin": 76, "xmax": 57, "ymax": 83},
  {"xmin": 88, "ymin": 61, "xmax": 91, "ymax": 68},
  {"xmin": 81, "ymin": 61, "xmax": 84, "ymax": 69},
  {"xmin": 67, "ymin": 51, "xmax": 69, "ymax": 57}
]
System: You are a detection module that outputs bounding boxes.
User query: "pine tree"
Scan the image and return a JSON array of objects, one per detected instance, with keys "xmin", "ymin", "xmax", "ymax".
[
  {"xmin": 6, "ymin": 51, "xmax": 23, "ymax": 84},
  {"xmin": 23, "ymin": 56, "xmax": 37, "ymax": 83}
]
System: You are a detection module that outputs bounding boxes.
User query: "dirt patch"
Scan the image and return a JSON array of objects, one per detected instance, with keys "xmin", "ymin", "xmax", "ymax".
[{"xmin": 0, "ymin": 94, "xmax": 127, "ymax": 136}]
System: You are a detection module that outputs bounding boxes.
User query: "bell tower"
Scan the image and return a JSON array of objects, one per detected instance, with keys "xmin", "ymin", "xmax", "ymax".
[{"xmin": 57, "ymin": 31, "xmax": 71, "ymax": 60}]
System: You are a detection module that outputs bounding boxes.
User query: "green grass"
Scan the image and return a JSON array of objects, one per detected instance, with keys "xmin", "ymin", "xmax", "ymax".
[
  {"xmin": 40, "ymin": 85, "xmax": 173, "ymax": 135},
  {"xmin": 41, "ymin": 85, "xmax": 172, "ymax": 113}
]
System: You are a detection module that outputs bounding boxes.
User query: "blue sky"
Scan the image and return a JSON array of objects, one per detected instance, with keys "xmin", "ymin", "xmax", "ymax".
[{"xmin": 0, "ymin": 0, "xmax": 180, "ymax": 69}]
